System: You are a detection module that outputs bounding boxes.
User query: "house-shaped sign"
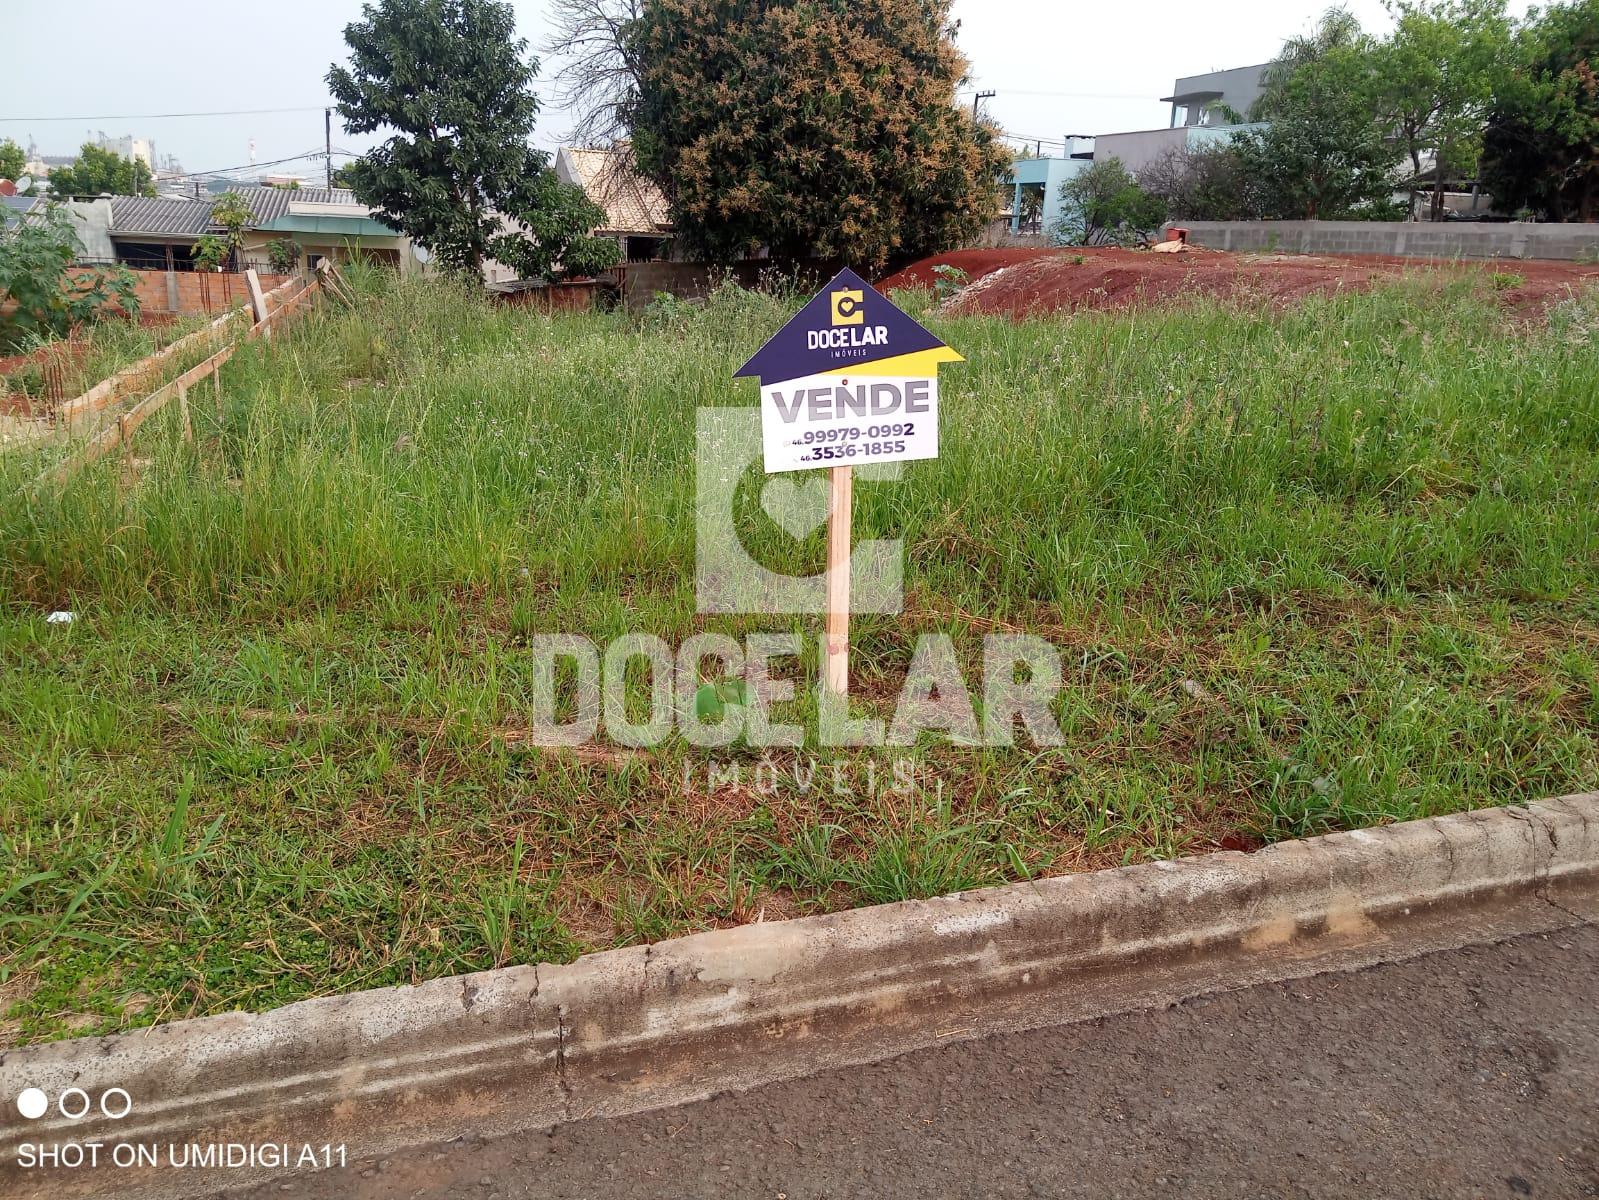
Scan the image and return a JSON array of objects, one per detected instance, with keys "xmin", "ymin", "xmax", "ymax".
[{"xmin": 735, "ymin": 267, "xmax": 962, "ymax": 474}]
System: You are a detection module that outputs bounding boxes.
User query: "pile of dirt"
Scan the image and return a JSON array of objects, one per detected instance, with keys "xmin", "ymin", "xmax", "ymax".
[{"xmin": 877, "ymin": 246, "xmax": 1599, "ymax": 319}]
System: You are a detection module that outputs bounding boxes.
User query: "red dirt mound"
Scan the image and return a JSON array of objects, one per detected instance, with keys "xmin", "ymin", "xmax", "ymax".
[{"xmin": 877, "ymin": 246, "xmax": 1599, "ymax": 319}]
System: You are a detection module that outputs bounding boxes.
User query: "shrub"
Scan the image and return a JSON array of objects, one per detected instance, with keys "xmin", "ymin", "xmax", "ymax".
[
  {"xmin": 265, "ymin": 239, "xmax": 304, "ymax": 275},
  {"xmin": 931, "ymin": 264, "xmax": 969, "ymax": 303},
  {"xmin": 1051, "ymin": 159, "xmax": 1168, "ymax": 248},
  {"xmin": 0, "ymin": 208, "xmax": 139, "ymax": 349},
  {"xmin": 191, "ymin": 235, "xmax": 229, "ymax": 273}
]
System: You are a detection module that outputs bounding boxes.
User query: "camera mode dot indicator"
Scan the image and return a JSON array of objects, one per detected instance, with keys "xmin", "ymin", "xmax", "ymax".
[{"xmin": 16, "ymin": 1088, "xmax": 48, "ymax": 1120}]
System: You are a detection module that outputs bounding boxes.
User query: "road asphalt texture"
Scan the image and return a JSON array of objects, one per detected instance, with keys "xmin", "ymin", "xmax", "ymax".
[{"xmin": 234, "ymin": 921, "xmax": 1599, "ymax": 1199}]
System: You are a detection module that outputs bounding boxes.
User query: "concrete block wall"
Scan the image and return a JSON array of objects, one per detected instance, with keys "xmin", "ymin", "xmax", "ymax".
[{"xmin": 1172, "ymin": 220, "xmax": 1599, "ymax": 262}]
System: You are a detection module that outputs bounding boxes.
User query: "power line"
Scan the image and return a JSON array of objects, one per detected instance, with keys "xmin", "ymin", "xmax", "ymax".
[
  {"xmin": 958, "ymin": 88, "xmax": 1155, "ymax": 101},
  {"xmin": 0, "ymin": 106, "xmax": 334, "ymax": 123},
  {"xmin": 1, "ymin": 95, "xmax": 545, "ymax": 124},
  {"xmin": 162, "ymin": 150, "xmax": 329, "ymax": 181}
]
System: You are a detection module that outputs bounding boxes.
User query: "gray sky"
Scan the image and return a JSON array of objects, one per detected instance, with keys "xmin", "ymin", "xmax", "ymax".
[{"xmin": 3, "ymin": 0, "xmax": 1537, "ymax": 183}]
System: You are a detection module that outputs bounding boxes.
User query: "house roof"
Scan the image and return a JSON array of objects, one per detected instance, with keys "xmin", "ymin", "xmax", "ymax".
[
  {"xmin": 109, "ymin": 195, "xmax": 218, "ymax": 236},
  {"xmin": 240, "ymin": 186, "xmax": 360, "ymax": 214},
  {"xmin": 558, "ymin": 148, "xmax": 670, "ymax": 236},
  {"xmin": 107, "ymin": 187, "xmax": 367, "ymax": 238},
  {"xmin": 2, "ymin": 194, "xmax": 45, "ymax": 229}
]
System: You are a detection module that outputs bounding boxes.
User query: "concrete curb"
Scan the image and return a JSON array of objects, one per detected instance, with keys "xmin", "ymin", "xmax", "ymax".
[{"xmin": 3, "ymin": 794, "xmax": 1596, "ymax": 1198}]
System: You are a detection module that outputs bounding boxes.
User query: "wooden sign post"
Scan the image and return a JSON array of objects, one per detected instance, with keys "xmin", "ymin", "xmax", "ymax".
[
  {"xmin": 734, "ymin": 268, "xmax": 963, "ymax": 698},
  {"xmin": 824, "ymin": 464, "xmax": 853, "ymax": 695}
]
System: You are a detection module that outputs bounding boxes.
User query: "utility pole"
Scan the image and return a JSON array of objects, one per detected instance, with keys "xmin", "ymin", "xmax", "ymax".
[
  {"xmin": 972, "ymin": 90, "xmax": 995, "ymax": 121},
  {"xmin": 325, "ymin": 108, "xmax": 333, "ymax": 189}
]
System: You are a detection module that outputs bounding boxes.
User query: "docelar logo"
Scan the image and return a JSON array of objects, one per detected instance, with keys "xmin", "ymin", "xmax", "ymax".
[
  {"xmin": 694, "ymin": 409, "xmax": 903, "ymax": 614},
  {"xmin": 830, "ymin": 288, "xmax": 864, "ymax": 326}
]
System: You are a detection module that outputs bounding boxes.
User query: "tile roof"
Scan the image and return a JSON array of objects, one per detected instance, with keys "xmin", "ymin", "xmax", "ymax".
[
  {"xmin": 559, "ymin": 148, "xmax": 671, "ymax": 235},
  {"xmin": 108, "ymin": 195, "xmax": 217, "ymax": 236},
  {"xmin": 232, "ymin": 186, "xmax": 360, "ymax": 219},
  {"xmin": 2, "ymin": 194, "xmax": 45, "ymax": 228},
  {"xmin": 107, "ymin": 187, "xmax": 365, "ymax": 237}
]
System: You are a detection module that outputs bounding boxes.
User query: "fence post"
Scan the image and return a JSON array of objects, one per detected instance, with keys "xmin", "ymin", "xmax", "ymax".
[{"xmin": 245, "ymin": 269, "xmax": 270, "ymax": 337}]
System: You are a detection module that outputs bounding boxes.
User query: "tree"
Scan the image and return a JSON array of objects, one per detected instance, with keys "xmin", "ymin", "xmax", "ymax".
[
  {"xmin": 327, "ymin": 0, "xmax": 619, "ymax": 279},
  {"xmin": 0, "ymin": 207, "xmax": 139, "ymax": 348},
  {"xmin": 543, "ymin": 0, "xmax": 643, "ymax": 145},
  {"xmin": 1377, "ymin": 0, "xmax": 1512, "ymax": 220},
  {"xmin": 1138, "ymin": 144, "xmax": 1262, "ymax": 221},
  {"xmin": 1237, "ymin": 10, "xmax": 1401, "ymax": 219},
  {"xmin": 0, "ymin": 139, "xmax": 25, "ymax": 183},
  {"xmin": 484, "ymin": 169, "xmax": 630, "ymax": 279},
  {"xmin": 331, "ymin": 162, "xmax": 362, "ymax": 188},
  {"xmin": 47, "ymin": 143, "xmax": 156, "ymax": 198},
  {"xmin": 1050, "ymin": 158, "xmax": 1167, "ymax": 246},
  {"xmin": 1481, "ymin": 0, "xmax": 1599, "ymax": 221},
  {"xmin": 623, "ymin": 0, "xmax": 1006, "ymax": 268},
  {"xmin": 210, "ymin": 191, "xmax": 256, "ymax": 267}
]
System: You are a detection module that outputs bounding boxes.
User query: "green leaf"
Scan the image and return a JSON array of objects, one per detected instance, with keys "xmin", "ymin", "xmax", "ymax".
[{"xmin": 694, "ymin": 683, "xmax": 725, "ymax": 721}]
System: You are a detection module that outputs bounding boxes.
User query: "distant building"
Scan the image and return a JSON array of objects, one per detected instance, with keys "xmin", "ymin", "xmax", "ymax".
[
  {"xmin": 24, "ymin": 132, "xmax": 159, "ymax": 191},
  {"xmin": 90, "ymin": 132, "xmax": 156, "ymax": 170},
  {"xmin": 23, "ymin": 152, "xmax": 77, "ymax": 183},
  {"xmin": 1093, "ymin": 65, "xmax": 1268, "ymax": 178},
  {"xmin": 1162, "ymin": 65, "xmax": 1269, "ymax": 129},
  {"xmin": 1001, "ymin": 138, "xmax": 1095, "ymax": 236},
  {"xmin": 555, "ymin": 147, "xmax": 673, "ymax": 261},
  {"xmin": 68, "ymin": 187, "xmax": 417, "ymax": 273}
]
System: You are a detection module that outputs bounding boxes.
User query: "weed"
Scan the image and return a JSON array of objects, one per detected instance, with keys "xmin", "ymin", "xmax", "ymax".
[
  {"xmin": 931, "ymin": 263, "xmax": 969, "ymax": 303},
  {"xmin": 1, "ymin": 270, "xmax": 1596, "ymax": 1043}
]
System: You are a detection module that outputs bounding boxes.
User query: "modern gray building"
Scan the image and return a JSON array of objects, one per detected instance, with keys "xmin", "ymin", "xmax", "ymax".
[
  {"xmin": 1161, "ymin": 64, "xmax": 1270, "ymax": 128},
  {"xmin": 1092, "ymin": 64, "xmax": 1268, "ymax": 178}
]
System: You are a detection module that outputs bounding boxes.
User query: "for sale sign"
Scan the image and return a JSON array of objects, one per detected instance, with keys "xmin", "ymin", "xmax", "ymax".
[
  {"xmin": 758, "ymin": 374, "xmax": 938, "ymax": 472},
  {"xmin": 735, "ymin": 268, "xmax": 962, "ymax": 474}
]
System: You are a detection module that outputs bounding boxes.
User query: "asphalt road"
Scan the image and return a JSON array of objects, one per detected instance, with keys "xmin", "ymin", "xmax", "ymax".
[{"xmin": 232, "ymin": 920, "xmax": 1599, "ymax": 1200}]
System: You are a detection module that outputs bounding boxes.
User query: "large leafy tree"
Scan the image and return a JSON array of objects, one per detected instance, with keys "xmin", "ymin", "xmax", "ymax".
[
  {"xmin": 1481, "ymin": 0, "xmax": 1599, "ymax": 221},
  {"xmin": 1377, "ymin": 0, "xmax": 1512, "ymax": 220},
  {"xmin": 1236, "ymin": 10, "xmax": 1401, "ymax": 220},
  {"xmin": 47, "ymin": 143, "xmax": 156, "ymax": 198},
  {"xmin": 0, "ymin": 139, "xmax": 25, "ymax": 183},
  {"xmin": 328, "ymin": 0, "xmax": 620, "ymax": 278},
  {"xmin": 622, "ymin": 0, "xmax": 1006, "ymax": 268}
]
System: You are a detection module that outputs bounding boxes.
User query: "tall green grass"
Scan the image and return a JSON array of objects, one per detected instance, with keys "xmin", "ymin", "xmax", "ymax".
[{"xmin": 0, "ymin": 267, "xmax": 1594, "ymax": 1044}]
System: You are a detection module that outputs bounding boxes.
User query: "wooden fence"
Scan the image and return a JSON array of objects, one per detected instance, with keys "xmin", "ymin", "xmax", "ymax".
[{"xmin": 42, "ymin": 268, "xmax": 329, "ymax": 486}]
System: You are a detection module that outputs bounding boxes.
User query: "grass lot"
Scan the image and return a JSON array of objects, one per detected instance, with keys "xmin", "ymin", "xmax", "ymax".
[
  {"xmin": 2, "ymin": 312, "xmax": 215, "ymax": 409},
  {"xmin": 1, "ymin": 267, "xmax": 1596, "ymax": 1044}
]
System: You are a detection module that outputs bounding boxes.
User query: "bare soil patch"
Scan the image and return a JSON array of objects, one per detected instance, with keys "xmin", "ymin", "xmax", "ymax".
[{"xmin": 878, "ymin": 246, "xmax": 1599, "ymax": 318}]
